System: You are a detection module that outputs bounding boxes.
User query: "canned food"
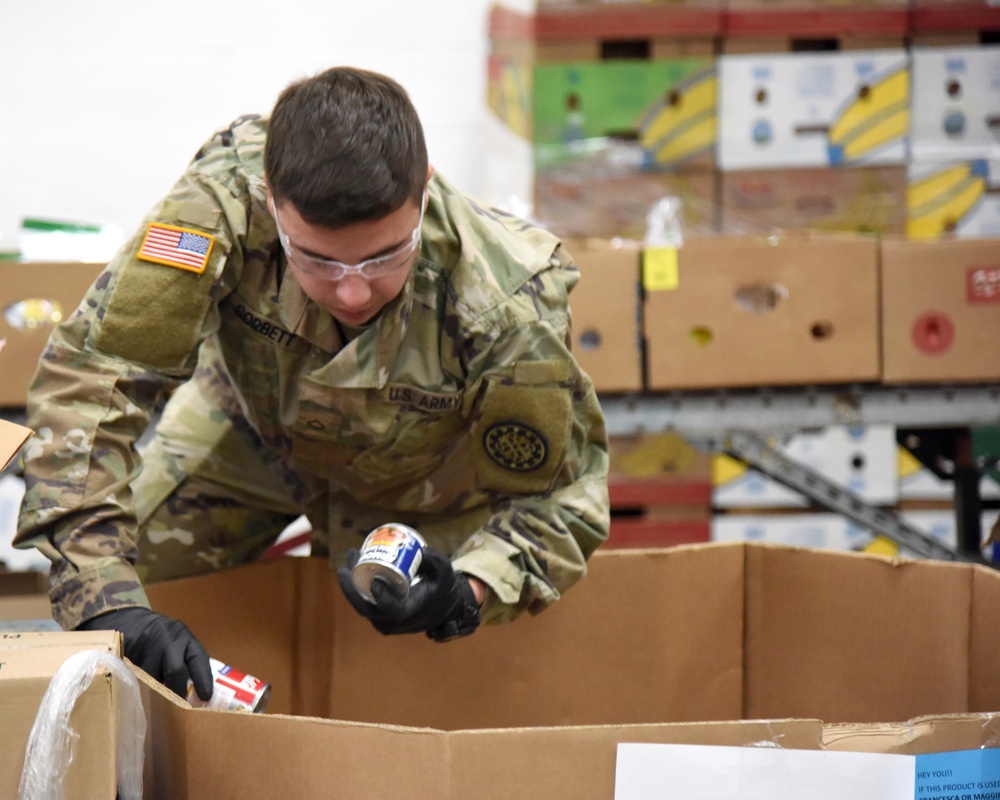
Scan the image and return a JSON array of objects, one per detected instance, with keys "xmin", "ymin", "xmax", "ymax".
[
  {"xmin": 351, "ymin": 523, "xmax": 426, "ymax": 603},
  {"xmin": 187, "ymin": 658, "xmax": 271, "ymax": 713}
]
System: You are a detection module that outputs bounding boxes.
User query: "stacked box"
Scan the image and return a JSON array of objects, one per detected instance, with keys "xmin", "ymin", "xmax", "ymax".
[
  {"xmin": 486, "ymin": 4, "xmax": 722, "ymax": 241},
  {"xmin": 643, "ymin": 231, "xmax": 881, "ymax": 389},
  {"xmin": 712, "ymin": 424, "xmax": 899, "ymax": 508},
  {"xmin": 563, "ymin": 236, "xmax": 644, "ymax": 392},
  {"xmin": 907, "ymin": 46, "xmax": 1000, "ymax": 239},
  {"xmin": 715, "ymin": 48, "xmax": 910, "ymax": 235},
  {"xmin": 880, "ymin": 237, "xmax": 1000, "ymax": 383}
]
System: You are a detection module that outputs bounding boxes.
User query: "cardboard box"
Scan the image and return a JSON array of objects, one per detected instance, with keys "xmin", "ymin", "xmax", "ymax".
[
  {"xmin": 1, "ymin": 630, "xmax": 124, "ymax": 799},
  {"xmin": 907, "ymin": 159, "xmax": 1000, "ymax": 240},
  {"xmin": 534, "ymin": 166, "xmax": 719, "ymax": 240},
  {"xmin": 644, "ymin": 232, "xmax": 881, "ymax": 389},
  {"xmin": 717, "ymin": 50, "xmax": 910, "ymax": 170},
  {"xmin": 713, "ymin": 424, "xmax": 899, "ymax": 508},
  {"xmin": 910, "ymin": 45, "xmax": 1000, "ymax": 162},
  {"xmin": 485, "ymin": 52, "xmax": 719, "ymax": 238},
  {"xmin": 720, "ymin": 165, "xmax": 907, "ymax": 235},
  {"xmin": 131, "ymin": 542, "xmax": 1000, "ymax": 799},
  {"xmin": 0, "ymin": 262, "xmax": 105, "ymax": 407},
  {"xmin": 565, "ymin": 237, "xmax": 644, "ymax": 392},
  {"xmin": 880, "ymin": 237, "xmax": 1000, "ymax": 383}
]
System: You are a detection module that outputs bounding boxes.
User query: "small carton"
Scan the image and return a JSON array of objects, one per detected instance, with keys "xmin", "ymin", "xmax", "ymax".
[{"xmin": 0, "ymin": 630, "xmax": 124, "ymax": 799}]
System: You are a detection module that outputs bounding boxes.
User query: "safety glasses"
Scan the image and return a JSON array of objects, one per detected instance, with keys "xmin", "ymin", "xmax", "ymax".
[{"xmin": 272, "ymin": 190, "xmax": 426, "ymax": 281}]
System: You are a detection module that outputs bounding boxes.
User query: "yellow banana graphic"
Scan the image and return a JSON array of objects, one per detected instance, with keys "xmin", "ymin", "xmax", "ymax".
[
  {"xmin": 835, "ymin": 106, "xmax": 910, "ymax": 163},
  {"xmin": 906, "ymin": 162, "xmax": 972, "ymax": 210},
  {"xmin": 652, "ymin": 115, "xmax": 717, "ymax": 165},
  {"xmin": 637, "ymin": 70, "xmax": 717, "ymax": 166},
  {"xmin": 907, "ymin": 165, "xmax": 988, "ymax": 239},
  {"xmin": 827, "ymin": 66, "xmax": 909, "ymax": 164}
]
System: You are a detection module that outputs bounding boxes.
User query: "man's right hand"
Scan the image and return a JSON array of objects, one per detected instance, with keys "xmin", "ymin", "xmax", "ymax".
[{"xmin": 76, "ymin": 607, "xmax": 214, "ymax": 700}]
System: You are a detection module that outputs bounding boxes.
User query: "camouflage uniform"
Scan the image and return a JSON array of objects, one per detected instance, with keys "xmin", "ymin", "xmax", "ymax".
[{"xmin": 15, "ymin": 115, "xmax": 610, "ymax": 631}]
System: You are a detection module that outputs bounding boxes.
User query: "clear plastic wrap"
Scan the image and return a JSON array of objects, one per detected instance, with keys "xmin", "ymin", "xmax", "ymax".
[{"xmin": 19, "ymin": 649, "xmax": 146, "ymax": 800}]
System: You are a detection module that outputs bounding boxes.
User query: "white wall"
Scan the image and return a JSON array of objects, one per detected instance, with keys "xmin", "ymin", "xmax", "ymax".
[{"xmin": 0, "ymin": 0, "xmax": 495, "ymax": 254}]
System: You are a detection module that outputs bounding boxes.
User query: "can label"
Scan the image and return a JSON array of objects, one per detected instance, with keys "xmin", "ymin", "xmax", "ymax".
[
  {"xmin": 352, "ymin": 523, "xmax": 426, "ymax": 603},
  {"xmin": 187, "ymin": 658, "xmax": 271, "ymax": 713}
]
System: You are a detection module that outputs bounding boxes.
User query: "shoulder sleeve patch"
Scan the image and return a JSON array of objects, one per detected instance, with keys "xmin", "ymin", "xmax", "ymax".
[
  {"xmin": 473, "ymin": 377, "xmax": 572, "ymax": 495},
  {"xmin": 92, "ymin": 234, "xmax": 221, "ymax": 370},
  {"xmin": 137, "ymin": 223, "xmax": 215, "ymax": 274}
]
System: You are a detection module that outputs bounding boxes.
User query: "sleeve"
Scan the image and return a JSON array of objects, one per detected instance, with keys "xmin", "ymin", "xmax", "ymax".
[
  {"xmin": 13, "ymin": 138, "xmax": 250, "ymax": 631},
  {"xmin": 449, "ymin": 244, "xmax": 611, "ymax": 624}
]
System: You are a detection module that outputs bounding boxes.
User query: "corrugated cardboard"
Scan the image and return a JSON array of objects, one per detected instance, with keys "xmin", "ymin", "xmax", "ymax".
[
  {"xmin": 134, "ymin": 542, "xmax": 1000, "ymax": 799},
  {"xmin": 720, "ymin": 165, "xmax": 907, "ymax": 236},
  {"xmin": 0, "ymin": 630, "xmax": 123, "ymax": 799},
  {"xmin": 565, "ymin": 237, "xmax": 643, "ymax": 393},
  {"xmin": 911, "ymin": 45, "xmax": 1000, "ymax": 162},
  {"xmin": 881, "ymin": 237, "xmax": 1000, "ymax": 383},
  {"xmin": 0, "ymin": 261, "xmax": 104, "ymax": 407},
  {"xmin": 0, "ymin": 417, "xmax": 31, "ymax": 471},
  {"xmin": 717, "ymin": 50, "xmax": 910, "ymax": 170},
  {"xmin": 644, "ymin": 232, "xmax": 881, "ymax": 389}
]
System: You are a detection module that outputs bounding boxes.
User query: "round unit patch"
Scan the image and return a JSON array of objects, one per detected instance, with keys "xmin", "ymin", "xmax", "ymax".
[{"xmin": 483, "ymin": 421, "xmax": 549, "ymax": 472}]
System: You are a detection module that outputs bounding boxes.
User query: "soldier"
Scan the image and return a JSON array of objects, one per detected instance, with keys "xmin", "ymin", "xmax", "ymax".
[{"xmin": 15, "ymin": 66, "xmax": 610, "ymax": 701}]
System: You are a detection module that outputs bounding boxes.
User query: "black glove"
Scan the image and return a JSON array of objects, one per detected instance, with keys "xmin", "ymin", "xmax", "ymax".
[
  {"xmin": 337, "ymin": 547, "xmax": 481, "ymax": 642},
  {"xmin": 76, "ymin": 607, "xmax": 213, "ymax": 700}
]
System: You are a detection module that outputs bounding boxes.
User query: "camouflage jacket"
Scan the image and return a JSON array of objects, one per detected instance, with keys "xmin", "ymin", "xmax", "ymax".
[{"xmin": 15, "ymin": 116, "xmax": 610, "ymax": 630}]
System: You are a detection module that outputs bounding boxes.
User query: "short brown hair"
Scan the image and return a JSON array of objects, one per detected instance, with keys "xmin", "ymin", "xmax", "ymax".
[{"xmin": 264, "ymin": 67, "xmax": 428, "ymax": 227}]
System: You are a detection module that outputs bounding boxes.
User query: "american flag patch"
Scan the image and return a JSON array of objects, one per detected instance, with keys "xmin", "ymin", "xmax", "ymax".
[{"xmin": 137, "ymin": 223, "xmax": 214, "ymax": 273}]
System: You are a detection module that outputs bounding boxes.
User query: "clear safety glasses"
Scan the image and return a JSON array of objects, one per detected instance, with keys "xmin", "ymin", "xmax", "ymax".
[{"xmin": 272, "ymin": 190, "xmax": 426, "ymax": 282}]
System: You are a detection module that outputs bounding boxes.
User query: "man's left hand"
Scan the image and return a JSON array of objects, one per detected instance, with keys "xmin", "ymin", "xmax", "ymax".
[{"xmin": 337, "ymin": 547, "xmax": 480, "ymax": 642}]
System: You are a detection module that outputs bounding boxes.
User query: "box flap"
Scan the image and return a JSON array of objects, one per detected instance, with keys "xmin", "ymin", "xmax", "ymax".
[
  {"xmin": 0, "ymin": 630, "xmax": 121, "ymax": 679},
  {"xmin": 744, "ymin": 545, "xmax": 972, "ymax": 723},
  {"xmin": 0, "ymin": 418, "xmax": 31, "ymax": 471}
]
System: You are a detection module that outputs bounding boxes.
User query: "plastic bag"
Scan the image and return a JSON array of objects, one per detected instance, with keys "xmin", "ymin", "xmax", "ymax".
[{"xmin": 19, "ymin": 649, "xmax": 146, "ymax": 800}]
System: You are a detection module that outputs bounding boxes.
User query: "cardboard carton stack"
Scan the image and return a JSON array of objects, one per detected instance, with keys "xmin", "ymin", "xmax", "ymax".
[{"xmin": 486, "ymin": 3, "xmax": 722, "ymax": 243}]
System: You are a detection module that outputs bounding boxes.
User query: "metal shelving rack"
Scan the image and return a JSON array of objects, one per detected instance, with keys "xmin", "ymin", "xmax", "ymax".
[{"xmin": 600, "ymin": 383, "xmax": 1000, "ymax": 564}]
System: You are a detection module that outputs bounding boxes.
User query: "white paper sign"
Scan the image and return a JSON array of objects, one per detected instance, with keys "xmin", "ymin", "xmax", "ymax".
[{"xmin": 615, "ymin": 744, "xmax": 916, "ymax": 800}]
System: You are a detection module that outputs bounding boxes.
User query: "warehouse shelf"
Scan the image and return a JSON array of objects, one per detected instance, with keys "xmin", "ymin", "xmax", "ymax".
[
  {"xmin": 599, "ymin": 383, "xmax": 1000, "ymax": 562},
  {"xmin": 599, "ymin": 383, "xmax": 1000, "ymax": 439}
]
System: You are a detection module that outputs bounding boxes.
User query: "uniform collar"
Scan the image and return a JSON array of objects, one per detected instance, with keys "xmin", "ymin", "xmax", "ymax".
[{"xmin": 277, "ymin": 262, "xmax": 416, "ymax": 389}]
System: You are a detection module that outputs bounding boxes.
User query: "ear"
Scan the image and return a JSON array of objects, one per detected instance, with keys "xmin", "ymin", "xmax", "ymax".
[{"xmin": 426, "ymin": 164, "xmax": 435, "ymax": 182}]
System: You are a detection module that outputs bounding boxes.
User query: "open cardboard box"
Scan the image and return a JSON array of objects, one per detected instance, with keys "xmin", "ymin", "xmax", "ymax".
[{"xmin": 138, "ymin": 543, "xmax": 1000, "ymax": 799}]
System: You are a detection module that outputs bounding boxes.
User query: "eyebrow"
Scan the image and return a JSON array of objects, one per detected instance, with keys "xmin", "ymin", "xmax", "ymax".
[{"xmin": 296, "ymin": 234, "xmax": 411, "ymax": 263}]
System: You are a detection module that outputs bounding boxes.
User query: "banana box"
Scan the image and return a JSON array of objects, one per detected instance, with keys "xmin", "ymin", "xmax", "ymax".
[
  {"xmin": 898, "ymin": 445, "xmax": 1000, "ymax": 501},
  {"xmin": 562, "ymin": 237, "xmax": 644, "ymax": 393},
  {"xmin": 643, "ymin": 232, "xmax": 881, "ymax": 389},
  {"xmin": 488, "ymin": 56, "xmax": 718, "ymax": 166},
  {"xmin": 907, "ymin": 159, "xmax": 1000, "ymax": 240},
  {"xmin": 712, "ymin": 425, "xmax": 899, "ymax": 509},
  {"xmin": 720, "ymin": 165, "xmax": 907, "ymax": 234},
  {"xmin": 717, "ymin": 50, "xmax": 910, "ymax": 170},
  {"xmin": 880, "ymin": 237, "xmax": 1000, "ymax": 383},
  {"xmin": 485, "ymin": 56, "xmax": 720, "ymax": 238},
  {"xmin": 534, "ymin": 166, "xmax": 719, "ymax": 240},
  {"xmin": 910, "ymin": 45, "xmax": 1000, "ymax": 162}
]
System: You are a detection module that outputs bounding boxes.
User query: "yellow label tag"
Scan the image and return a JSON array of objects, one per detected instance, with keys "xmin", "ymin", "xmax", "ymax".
[{"xmin": 642, "ymin": 247, "xmax": 679, "ymax": 292}]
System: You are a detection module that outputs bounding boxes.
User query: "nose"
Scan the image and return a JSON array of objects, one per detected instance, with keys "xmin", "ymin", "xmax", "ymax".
[{"xmin": 334, "ymin": 274, "xmax": 372, "ymax": 309}]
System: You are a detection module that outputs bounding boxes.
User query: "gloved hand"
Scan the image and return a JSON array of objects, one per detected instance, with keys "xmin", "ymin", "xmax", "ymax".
[
  {"xmin": 337, "ymin": 547, "xmax": 481, "ymax": 642},
  {"xmin": 76, "ymin": 607, "xmax": 213, "ymax": 700}
]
